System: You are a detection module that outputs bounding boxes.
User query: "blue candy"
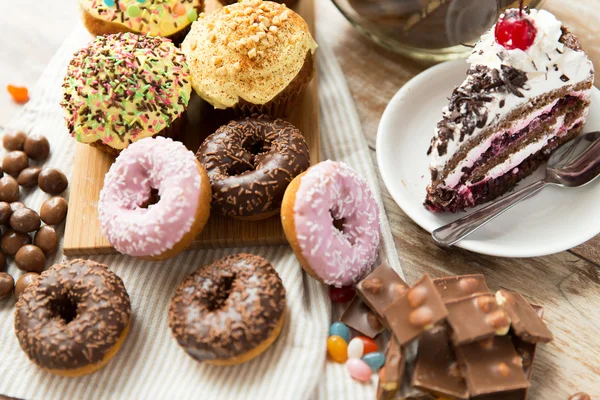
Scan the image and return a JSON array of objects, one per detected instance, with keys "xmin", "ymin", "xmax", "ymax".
[
  {"xmin": 361, "ymin": 352, "xmax": 385, "ymax": 372},
  {"xmin": 104, "ymin": 0, "xmax": 115, "ymax": 6},
  {"xmin": 329, "ymin": 322, "xmax": 350, "ymax": 343}
]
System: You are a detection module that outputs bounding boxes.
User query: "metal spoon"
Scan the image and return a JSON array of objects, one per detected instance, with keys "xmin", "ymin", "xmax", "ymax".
[{"xmin": 432, "ymin": 131, "xmax": 600, "ymax": 247}]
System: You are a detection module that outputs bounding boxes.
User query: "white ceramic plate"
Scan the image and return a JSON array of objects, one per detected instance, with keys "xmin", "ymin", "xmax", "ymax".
[{"xmin": 377, "ymin": 59, "xmax": 600, "ymax": 258}]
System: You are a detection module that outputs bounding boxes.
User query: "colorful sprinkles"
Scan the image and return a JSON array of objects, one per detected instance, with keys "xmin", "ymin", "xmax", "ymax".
[
  {"xmin": 60, "ymin": 33, "xmax": 191, "ymax": 150},
  {"xmin": 81, "ymin": 0, "xmax": 203, "ymax": 36}
]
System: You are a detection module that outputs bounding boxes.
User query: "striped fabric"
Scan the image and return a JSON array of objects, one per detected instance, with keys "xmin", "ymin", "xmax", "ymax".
[{"xmin": 0, "ymin": 25, "xmax": 402, "ymax": 400}]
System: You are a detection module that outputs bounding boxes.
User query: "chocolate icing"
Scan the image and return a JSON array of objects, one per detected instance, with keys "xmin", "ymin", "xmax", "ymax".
[
  {"xmin": 168, "ymin": 253, "xmax": 286, "ymax": 362},
  {"xmin": 14, "ymin": 259, "xmax": 131, "ymax": 370},
  {"xmin": 196, "ymin": 115, "xmax": 310, "ymax": 218}
]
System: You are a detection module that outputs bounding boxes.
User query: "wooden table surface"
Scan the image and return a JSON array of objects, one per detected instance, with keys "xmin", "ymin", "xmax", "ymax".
[{"xmin": 1, "ymin": 0, "xmax": 598, "ymax": 399}]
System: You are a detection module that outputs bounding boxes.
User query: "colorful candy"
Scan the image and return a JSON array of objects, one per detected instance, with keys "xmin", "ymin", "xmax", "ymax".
[
  {"xmin": 329, "ymin": 322, "xmax": 350, "ymax": 343},
  {"xmin": 7, "ymin": 85, "xmax": 29, "ymax": 104},
  {"xmin": 348, "ymin": 336, "xmax": 378, "ymax": 359},
  {"xmin": 329, "ymin": 285, "xmax": 356, "ymax": 303},
  {"xmin": 362, "ymin": 351, "xmax": 386, "ymax": 372},
  {"xmin": 346, "ymin": 358, "xmax": 373, "ymax": 382},
  {"xmin": 357, "ymin": 336, "xmax": 378, "ymax": 355},
  {"xmin": 327, "ymin": 335, "xmax": 348, "ymax": 363}
]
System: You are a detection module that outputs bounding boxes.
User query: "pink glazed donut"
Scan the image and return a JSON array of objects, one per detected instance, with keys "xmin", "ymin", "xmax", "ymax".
[
  {"xmin": 281, "ymin": 160, "xmax": 381, "ymax": 286},
  {"xmin": 98, "ymin": 137, "xmax": 212, "ymax": 260}
]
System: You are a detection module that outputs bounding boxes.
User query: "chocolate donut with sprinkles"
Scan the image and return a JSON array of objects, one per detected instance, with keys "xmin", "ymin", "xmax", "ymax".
[
  {"xmin": 196, "ymin": 114, "xmax": 310, "ymax": 220},
  {"xmin": 14, "ymin": 259, "xmax": 131, "ymax": 377},
  {"xmin": 281, "ymin": 160, "xmax": 381, "ymax": 287},
  {"xmin": 80, "ymin": 0, "xmax": 204, "ymax": 45},
  {"xmin": 98, "ymin": 136, "xmax": 212, "ymax": 260},
  {"xmin": 61, "ymin": 33, "xmax": 192, "ymax": 156},
  {"xmin": 168, "ymin": 253, "xmax": 286, "ymax": 365}
]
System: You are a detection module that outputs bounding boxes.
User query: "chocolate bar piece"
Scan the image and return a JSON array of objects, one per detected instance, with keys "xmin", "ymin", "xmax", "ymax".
[
  {"xmin": 455, "ymin": 336, "xmax": 530, "ymax": 396},
  {"xmin": 497, "ymin": 290, "xmax": 553, "ymax": 343},
  {"xmin": 412, "ymin": 326, "xmax": 469, "ymax": 399},
  {"xmin": 447, "ymin": 294, "xmax": 511, "ymax": 346},
  {"xmin": 357, "ymin": 261, "xmax": 409, "ymax": 319},
  {"xmin": 383, "ymin": 274, "xmax": 448, "ymax": 346},
  {"xmin": 434, "ymin": 274, "xmax": 491, "ymax": 303},
  {"xmin": 377, "ymin": 336, "xmax": 405, "ymax": 400},
  {"xmin": 340, "ymin": 297, "xmax": 384, "ymax": 338},
  {"xmin": 472, "ymin": 391, "xmax": 527, "ymax": 400}
]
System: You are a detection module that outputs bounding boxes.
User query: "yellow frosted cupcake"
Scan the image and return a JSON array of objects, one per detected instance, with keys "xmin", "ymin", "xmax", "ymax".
[
  {"xmin": 61, "ymin": 33, "xmax": 192, "ymax": 156},
  {"xmin": 80, "ymin": 0, "xmax": 204, "ymax": 44},
  {"xmin": 182, "ymin": 0, "xmax": 317, "ymax": 116}
]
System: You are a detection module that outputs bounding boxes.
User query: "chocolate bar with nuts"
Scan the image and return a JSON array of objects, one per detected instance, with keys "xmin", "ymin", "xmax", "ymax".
[
  {"xmin": 412, "ymin": 326, "xmax": 469, "ymax": 399},
  {"xmin": 446, "ymin": 294, "xmax": 511, "ymax": 346},
  {"xmin": 455, "ymin": 336, "xmax": 530, "ymax": 397},
  {"xmin": 340, "ymin": 296, "xmax": 385, "ymax": 339},
  {"xmin": 383, "ymin": 274, "xmax": 448, "ymax": 346},
  {"xmin": 497, "ymin": 290, "xmax": 553, "ymax": 343},
  {"xmin": 377, "ymin": 335, "xmax": 405, "ymax": 400},
  {"xmin": 356, "ymin": 261, "xmax": 409, "ymax": 319},
  {"xmin": 434, "ymin": 274, "xmax": 491, "ymax": 303}
]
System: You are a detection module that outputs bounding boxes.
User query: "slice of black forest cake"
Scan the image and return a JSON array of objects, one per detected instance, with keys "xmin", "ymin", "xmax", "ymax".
[{"xmin": 425, "ymin": 8, "xmax": 594, "ymax": 213}]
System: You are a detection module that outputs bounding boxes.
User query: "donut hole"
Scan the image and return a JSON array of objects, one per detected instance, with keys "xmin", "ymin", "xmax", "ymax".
[
  {"xmin": 227, "ymin": 162, "xmax": 254, "ymax": 176},
  {"xmin": 140, "ymin": 188, "xmax": 160, "ymax": 209},
  {"xmin": 49, "ymin": 297, "xmax": 78, "ymax": 324},
  {"xmin": 243, "ymin": 138, "xmax": 266, "ymax": 156},
  {"xmin": 331, "ymin": 211, "xmax": 357, "ymax": 247},
  {"xmin": 208, "ymin": 274, "xmax": 236, "ymax": 311}
]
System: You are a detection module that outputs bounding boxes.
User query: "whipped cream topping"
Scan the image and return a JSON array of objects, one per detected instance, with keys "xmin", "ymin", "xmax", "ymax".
[{"xmin": 429, "ymin": 9, "xmax": 594, "ymax": 188}]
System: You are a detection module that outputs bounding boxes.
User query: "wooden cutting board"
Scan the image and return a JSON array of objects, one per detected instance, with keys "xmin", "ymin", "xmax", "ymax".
[{"xmin": 63, "ymin": 0, "xmax": 320, "ymax": 255}]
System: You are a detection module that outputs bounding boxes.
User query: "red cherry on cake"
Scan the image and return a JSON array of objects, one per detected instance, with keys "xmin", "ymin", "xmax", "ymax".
[{"xmin": 495, "ymin": 12, "xmax": 537, "ymax": 51}]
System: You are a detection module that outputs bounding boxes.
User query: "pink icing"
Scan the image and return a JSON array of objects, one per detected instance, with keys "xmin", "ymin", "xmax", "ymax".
[
  {"xmin": 293, "ymin": 160, "xmax": 381, "ymax": 287},
  {"xmin": 98, "ymin": 137, "xmax": 203, "ymax": 257}
]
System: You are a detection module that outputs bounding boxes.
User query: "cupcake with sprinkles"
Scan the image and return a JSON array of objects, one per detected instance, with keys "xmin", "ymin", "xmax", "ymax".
[
  {"xmin": 61, "ymin": 33, "xmax": 191, "ymax": 156},
  {"xmin": 80, "ymin": 0, "xmax": 204, "ymax": 44},
  {"xmin": 182, "ymin": 0, "xmax": 317, "ymax": 116}
]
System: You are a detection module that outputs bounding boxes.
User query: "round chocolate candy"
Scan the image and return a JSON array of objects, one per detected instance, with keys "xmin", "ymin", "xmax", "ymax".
[
  {"xmin": 0, "ymin": 201, "xmax": 12, "ymax": 225},
  {"xmin": 0, "ymin": 272, "xmax": 14, "ymax": 299},
  {"xmin": 23, "ymin": 134, "xmax": 50, "ymax": 161},
  {"xmin": 2, "ymin": 131, "xmax": 27, "ymax": 151},
  {"xmin": 34, "ymin": 226, "xmax": 58, "ymax": 255},
  {"xmin": 1, "ymin": 229, "xmax": 32, "ymax": 256},
  {"xmin": 17, "ymin": 167, "xmax": 42, "ymax": 188},
  {"xmin": 0, "ymin": 175, "xmax": 19, "ymax": 202},
  {"xmin": 10, "ymin": 208, "xmax": 41, "ymax": 233},
  {"xmin": 2, "ymin": 151, "xmax": 29, "ymax": 176},
  {"xmin": 10, "ymin": 202, "xmax": 25, "ymax": 212},
  {"xmin": 14, "ymin": 272, "xmax": 38, "ymax": 300},
  {"xmin": 38, "ymin": 168, "xmax": 68, "ymax": 195},
  {"xmin": 15, "ymin": 245, "xmax": 46, "ymax": 273},
  {"xmin": 40, "ymin": 197, "xmax": 68, "ymax": 225}
]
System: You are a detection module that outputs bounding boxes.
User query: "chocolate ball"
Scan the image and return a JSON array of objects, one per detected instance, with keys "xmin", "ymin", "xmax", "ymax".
[
  {"xmin": 17, "ymin": 166, "xmax": 42, "ymax": 187},
  {"xmin": 2, "ymin": 151, "xmax": 29, "ymax": 176},
  {"xmin": 3, "ymin": 131, "xmax": 27, "ymax": 151},
  {"xmin": 15, "ymin": 245, "xmax": 46, "ymax": 273},
  {"xmin": 0, "ymin": 272, "xmax": 14, "ymax": 299},
  {"xmin": 34, "ymin": 226, "xmax": 58, "ymax": 255},
  {"xmin": 14, "ymin": 272, "xmax": 38, "ymax": 300},
  {"xmin": 10, "ymin": 208, "xmax": 41, "ymax": 233},
  {"xmin": 0, "ymin": 252, "xmax": 5, "ymax": 272},
  {"xmin": 10, "ymin": 202, "xmax": 25, "ymax": 212},
  {"xmin": 23, "ymin": 134, "xmax": 50, "ymax": 161},
  {"xmin": 40, "ymin": 197, "xmax": 68, "ymax": 225},
  {"xmin": 0, "ymin": 175, "xmax": 19, "ymax": 203},
  {"xmin": 0, "ymin": 202, "xmax": 12, "ymax": 225},
  {"xmin": 38, "ymin": 168, "xmax": 68, "ymax": 195},
  {"xmin": 1, "ymin": 229, "xmax": 31, "ymax": 256}
]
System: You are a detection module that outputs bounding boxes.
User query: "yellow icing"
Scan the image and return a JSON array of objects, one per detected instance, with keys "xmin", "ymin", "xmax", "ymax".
[
  {"xmin": 181, "ymin": 0, "xmax": 318, "ymax": 109},
  {"xmin": 79, "ymin": 0, "xmax": 203, "ymax": 37},
  {"xmin": 61, "ymin": 33, "xmax": 192, "ymax": 150}
]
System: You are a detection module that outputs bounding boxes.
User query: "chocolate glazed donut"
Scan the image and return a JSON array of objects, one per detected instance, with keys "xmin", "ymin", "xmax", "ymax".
[
  {"xmin": 14, "ymin": 259, "xmax": 131, "ymax": 376},
  {"xmin": 196, "ymin": 115, "xmax": 310, "ymax": 220},
  {"xmin": 168, "ymin": 253, "xmax": 286, "ymax": 365}
]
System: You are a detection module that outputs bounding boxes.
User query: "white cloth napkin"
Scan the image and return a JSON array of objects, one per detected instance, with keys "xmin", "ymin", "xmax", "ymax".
[{"xmin": 0, "ymin": 24, "xmax": 402, "ymax": 400}]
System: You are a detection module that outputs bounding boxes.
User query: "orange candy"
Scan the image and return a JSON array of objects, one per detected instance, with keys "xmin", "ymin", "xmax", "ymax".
[
  {"xmin": 327, "ymin": 335, "xmax": 348, "ymax": 363},
  {"xmin": 7, "ymin": 85, "xmax": 29, "ymax": 104},
  {"xmin": 356, "ymin": 336, "xmax": 378, "ymax": 355}
]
